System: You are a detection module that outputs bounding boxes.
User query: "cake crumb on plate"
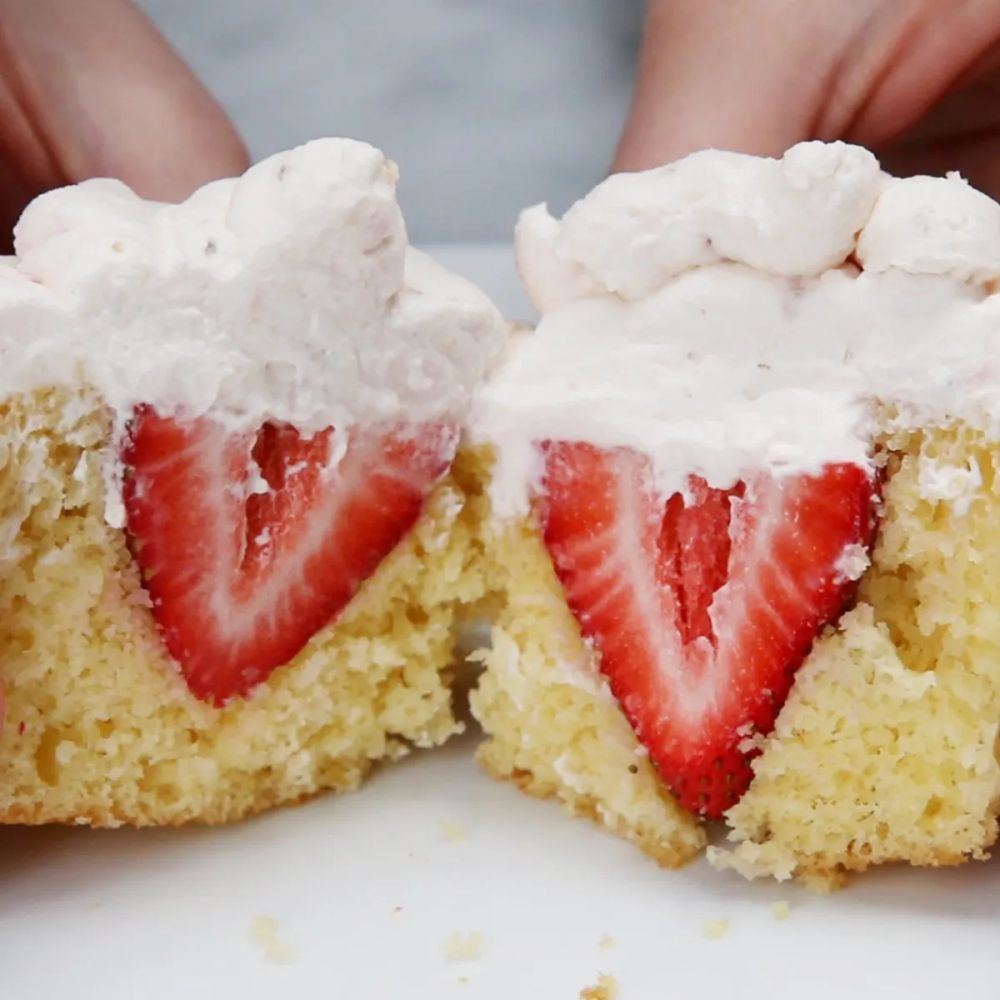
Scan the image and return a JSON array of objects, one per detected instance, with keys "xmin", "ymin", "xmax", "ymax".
[
  {"xmin": 442, "ymin": 932, "xmax": 483, "ymax": 963},
  {"xmin": 580, "ymin": 973, "xmax": 619, "ymax": 999},
  {"xmin": 249, "ymin": 915, "xmax": 297, "ymax": 964},
  {"xmin": 771, "ymin": 900, "xmax": 791, "ymax": 921},
  {"xmin": 702, "ymin": 918, "xmax": 730, "ymax": 940},
  {"xmin": 440, "ymin": 820, "xmax": 466, "ymax": 841},
  {"xmin": 598, "ymin": 933, "xmax": 616, "ymax": 950}
]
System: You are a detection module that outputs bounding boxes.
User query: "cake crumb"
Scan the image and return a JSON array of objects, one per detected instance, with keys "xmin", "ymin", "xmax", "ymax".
[
  {"xmin": 249, "ymin": 915, "xmax": 297, "ymax": 964},
  {"xmin": 770, "ymin": 900, "xmax": 791, "ymax": 921},
  {"xmin": 442, "ymin": 932, "xmax": 483, "ymax": 963},
  {"xmin": 458, "ymin": 977, "xmax": 469, "ymax": 986},
  {"xmin": 598, "ymin": 933, "xmax": 616, "ymax": 950},
  {"xmin": 580, "ymin": 973, "xmax": 619, "ymax": 999},
  {"xmin": 702, "ymin": 918, "xmax": 730, "ymax": 940},
  {"xmin": 799, "ymin": 868, "xmax": 846, "ymax": 893},
  {"xmin": 440, "ymin": 820, "xmax": 466, "ymax": 842}
]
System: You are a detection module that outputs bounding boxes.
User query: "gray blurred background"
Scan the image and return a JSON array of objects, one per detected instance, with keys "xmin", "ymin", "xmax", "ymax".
[{"xmin": 137, "ymin": 0, "xmax": 643, "ymax": 243}]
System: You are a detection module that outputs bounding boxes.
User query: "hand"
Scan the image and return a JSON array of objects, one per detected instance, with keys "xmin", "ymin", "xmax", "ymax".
[
  {"xmin": 0, "ymin": 0, "xmax": 248, "ymax": 244},
  {"xmin": 614, "ymin": 0, "xmax": 1000, "ymax": 197}
]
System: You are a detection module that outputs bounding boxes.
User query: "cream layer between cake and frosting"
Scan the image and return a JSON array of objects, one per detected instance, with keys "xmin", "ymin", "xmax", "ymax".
[{"xmin": 471, "ymin": 141, "xmax": 1000, "ymax": 518}]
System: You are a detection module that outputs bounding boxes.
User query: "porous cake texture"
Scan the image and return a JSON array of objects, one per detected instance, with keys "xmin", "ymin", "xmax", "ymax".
[
  {"xmin": 468, "ymin": 423, "xmax": 1000, "ymax": 883},
  {"xmin": 462, "ymin": 448, "xmax": 705, "ymax": 868},
  {"xmin": 0, "ymin": 387, "xmax": 486, "ymax": 826},
  {"xmin": 713, "ymin": 423, "xmax": 1000, "ymax": 882}
]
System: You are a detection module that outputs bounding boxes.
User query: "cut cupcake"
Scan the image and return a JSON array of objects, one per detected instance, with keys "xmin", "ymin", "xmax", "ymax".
[
  {"xmin": 467, "ymin": 141, "xmax": 1000, "ymax": 882},
  {"xmin": 0, "ymin": 138, "xmax": 505, "ymax": 826}
]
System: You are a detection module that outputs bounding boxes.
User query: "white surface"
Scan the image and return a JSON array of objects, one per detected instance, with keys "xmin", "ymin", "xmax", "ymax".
[
  {"xmin": 5, "ymin": 730, "xmax": 1000, "ymax": 999},
  {"xmin": 4, "ymin": 247, "xmax": 1000, "ymax": 998}
]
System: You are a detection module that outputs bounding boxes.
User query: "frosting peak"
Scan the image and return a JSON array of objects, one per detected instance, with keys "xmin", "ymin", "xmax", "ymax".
[
  {"xmin": 856, "ymin": 173, "xmax": 1000, "ymax": 284},
  {"xmin": 515, "ymin": 141, "xmax": 881, "ymax": 310}
]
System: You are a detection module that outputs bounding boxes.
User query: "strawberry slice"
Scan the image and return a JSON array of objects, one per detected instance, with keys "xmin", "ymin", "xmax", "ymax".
[
  {"xmin": 540, "ymin": 442, "xmax": 878, "ymax": 819},
  {"xmin": 123, "ymin": 406, "xmax": 457, "ymax": 705}
]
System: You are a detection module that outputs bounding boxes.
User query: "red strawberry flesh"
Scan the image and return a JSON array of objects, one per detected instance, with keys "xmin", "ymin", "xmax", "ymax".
[
  {"xmin": 540, "ymin": 441, "xmax": 878, "ymax": 818},
  {"xmin": 123, "ymin": 406, "xmax": 456, "ymax": 705}
]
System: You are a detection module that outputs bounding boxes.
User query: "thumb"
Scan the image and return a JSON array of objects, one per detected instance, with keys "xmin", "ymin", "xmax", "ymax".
[{"xmin": 612, "ymin": 0, "xmax": 869, "ymax": 172}]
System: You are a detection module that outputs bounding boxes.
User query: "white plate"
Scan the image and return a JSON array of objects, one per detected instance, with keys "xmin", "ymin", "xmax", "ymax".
[{"xmin": 4, "ymin": 247, "xmax": 999, "ymax": 999}]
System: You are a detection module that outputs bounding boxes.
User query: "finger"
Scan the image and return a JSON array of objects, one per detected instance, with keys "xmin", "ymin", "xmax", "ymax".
[
  {"xmin": 864, "ymin": 28, "xmax": 1000, "ymax": 198},
  {"xmin": 612, "ymin": 0, "xmax": 860, "ymax": 173},
  {"xmin": 0, "ymin": 0, "xmax": 248, "ymax": 236}
]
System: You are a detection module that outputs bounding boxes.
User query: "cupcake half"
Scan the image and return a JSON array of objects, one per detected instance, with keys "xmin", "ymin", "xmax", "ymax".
[
  {"xmin": 0, "ymin": 138, "xmax": 505, "ymax": 826},
  {"xmin": 467, "ymin": 142, "xmax": 1000, "ymax": 885}
]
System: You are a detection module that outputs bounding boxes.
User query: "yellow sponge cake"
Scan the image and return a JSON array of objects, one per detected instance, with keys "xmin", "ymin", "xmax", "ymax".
[{"xmin": 714, "ymin": 422, "xmax": 1000, "ymax": 883}]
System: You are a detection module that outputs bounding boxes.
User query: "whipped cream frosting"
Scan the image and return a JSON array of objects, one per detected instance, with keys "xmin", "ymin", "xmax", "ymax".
[
  {"xmin": 0, "ymin": 140, "xmax": 506, "ymax": 437},
  {"xmin": 0, "ymin": 138, "xmax": 506, "ymax": 524},
  {"xmin": 471, "ymin": 141, "xmax": 1000, "ymax": 517}
]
